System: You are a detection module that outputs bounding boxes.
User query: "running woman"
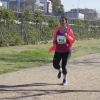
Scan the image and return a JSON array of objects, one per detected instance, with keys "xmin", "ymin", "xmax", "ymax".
[{"xmin": 51, "ymin": 16, "xmax": 75, "ymax": 85}]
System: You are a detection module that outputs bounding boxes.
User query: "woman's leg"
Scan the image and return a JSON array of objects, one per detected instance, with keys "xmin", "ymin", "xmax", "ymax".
[
  {"xmin": 53, "ymin": 52, "xmax": 62, "ymax": 78},
  {"xmin": 53, "ymin": 52, "xmax": 62, "ymax": 70},
  {"xmin": 62, "ymin": 51, "xmax": 71, "ymax": 84}
]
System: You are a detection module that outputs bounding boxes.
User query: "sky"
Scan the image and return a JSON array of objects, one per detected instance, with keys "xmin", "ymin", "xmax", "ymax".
[{"xmin": 61, "ymin": 0, "xmax": 100, "ymax": 12}]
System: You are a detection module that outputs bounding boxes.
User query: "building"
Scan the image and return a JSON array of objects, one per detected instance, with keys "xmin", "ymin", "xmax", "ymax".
[
  {"xmin": 0, "ymin": 0, "xmax": 44, "ymax": 13},
  {"xmin": 67, "ymin": 8, "xmax": 98, "ymax": 20},
  {"xmin": 40, "ymin": 0, "xmax": 52, "ymax": 13},
  {"xmin": 65, "ymin": 10, "xmax": 84, "ymax": 20},
  {"xmin": 47, "ymin": 0, "xmax": 52, "ymax": 13},
  {"xmin": 0, "ymin": 0, "xmax": 7, "ymax": 9},
  {"xmin": 0, "ymin": 1, "xmax": 2, "ymax": 9},
  {"xmin": 0, "ymin": 0, "xmax": 53, "ymax": 14},
  {"xmin": 33, "ymin": 0, "xmax": 44, "ymax": 12}
]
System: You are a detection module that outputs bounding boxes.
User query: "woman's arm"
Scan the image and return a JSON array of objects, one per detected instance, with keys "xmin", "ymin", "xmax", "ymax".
[{"xmin": 67, "ymin": 28, "xmax": 75, "ymax": 46}]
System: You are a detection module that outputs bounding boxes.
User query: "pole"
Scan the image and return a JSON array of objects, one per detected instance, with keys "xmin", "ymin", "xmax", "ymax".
[
  {"xmin": 71, "ymin": 5, "xmax": 74, "ymax": 19},
  {"xmin": 17, "ymin": 0, "xmax": 19, "ymax": 12},
  {"xmin": 8, "ymin": 0, "xmax": 11, "ymax": 9},
  {"xmin": 19, "ymin": 0, "xmax": 20, "ymax": 12}
]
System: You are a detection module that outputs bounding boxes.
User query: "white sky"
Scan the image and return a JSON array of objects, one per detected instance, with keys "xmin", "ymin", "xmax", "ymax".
[{"xmin": 61, "ymin": 0, "xmax": 100, "ymax": 12}]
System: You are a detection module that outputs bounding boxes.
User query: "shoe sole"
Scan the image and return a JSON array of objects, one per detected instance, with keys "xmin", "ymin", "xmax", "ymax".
[{"xmin": 62, "ymin": 82, "xmax": 68, "ymax": 86}]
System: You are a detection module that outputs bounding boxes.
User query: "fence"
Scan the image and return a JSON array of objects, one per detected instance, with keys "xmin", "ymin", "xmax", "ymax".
[{"xmin": 0, "ymin": 19, "xmax": 100, "ymax": 47}]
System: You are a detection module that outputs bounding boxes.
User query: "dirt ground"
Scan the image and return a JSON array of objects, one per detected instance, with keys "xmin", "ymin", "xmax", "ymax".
[{"xmin": 0, "ymin": 53, "xmax": 100, "ymax": 100}]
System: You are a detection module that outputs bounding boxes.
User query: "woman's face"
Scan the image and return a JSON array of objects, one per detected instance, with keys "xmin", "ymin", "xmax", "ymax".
[{"xmin": 59, "ymin": 18, "xmax": 67, "ymax": 26}]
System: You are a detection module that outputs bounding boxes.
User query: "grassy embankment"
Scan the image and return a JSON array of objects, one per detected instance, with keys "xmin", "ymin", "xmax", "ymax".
[{"xmin": 0, "ymin": 39, "xmax": 100, "ymax": 75}]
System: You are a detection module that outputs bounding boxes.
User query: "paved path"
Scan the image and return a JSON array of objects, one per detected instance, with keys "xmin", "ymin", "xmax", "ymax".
[{"xmin": 0, "ymin": 53, "xmax": 100, "ymax": 100}]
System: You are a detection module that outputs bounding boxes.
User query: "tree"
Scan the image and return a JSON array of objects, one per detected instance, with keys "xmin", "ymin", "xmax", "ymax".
[
  {"xmin": 50, "ymin": 0, "xmax": 64, "ymax": 13},
  {"xmin": 48, "ymin": 18, "xmax": 59, "ymax": 28},
  {"xmin": 58, "ymin": 4, "xmax": 64, "ymax": 13},
  {"xmin": 22, "ymin": 10, "xmax": 33, "ymax": 21},
  {"xmin": 33, "ymin": 11, "xmax": 43, "ymax": 25},
  {"xmin": 0, "ymin": 9, "xmax": 15, "ymax": 24}
]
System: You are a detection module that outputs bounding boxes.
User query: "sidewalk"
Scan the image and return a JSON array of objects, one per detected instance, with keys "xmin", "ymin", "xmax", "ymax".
[{"xmin": 0, "ymin": 53, "xmax": 100, "ymax": 100}]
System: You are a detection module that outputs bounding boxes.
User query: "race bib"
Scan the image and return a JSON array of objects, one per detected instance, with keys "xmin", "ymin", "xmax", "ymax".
[{"xmin": 57, "ymin": 35, "xmax": 66, "ymax": 44}]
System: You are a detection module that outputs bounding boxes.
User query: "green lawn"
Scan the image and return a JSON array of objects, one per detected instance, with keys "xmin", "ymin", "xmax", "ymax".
[{"xmin": 0, "ymin": 39, "xmax": 100, "ymax": 75}]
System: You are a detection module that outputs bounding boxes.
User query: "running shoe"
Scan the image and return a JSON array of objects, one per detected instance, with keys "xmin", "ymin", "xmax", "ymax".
[
  {"xmin": 58, "ymin": 71, "xmax": 62, "ymax": 78},
  {"xmin": 62, "ymin": 79, "xmax": 68, "ymax": 85}
]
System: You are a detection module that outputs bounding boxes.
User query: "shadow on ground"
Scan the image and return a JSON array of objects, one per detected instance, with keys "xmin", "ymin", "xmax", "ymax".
[{"xmin": 0, "ymin": 83, "xmax": 100, "ymax": 100}]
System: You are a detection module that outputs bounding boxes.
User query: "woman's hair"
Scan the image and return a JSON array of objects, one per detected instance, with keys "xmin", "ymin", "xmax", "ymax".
[{"xmin": 60, "ymin": 16, "xmax": 68, "ymax": 23}]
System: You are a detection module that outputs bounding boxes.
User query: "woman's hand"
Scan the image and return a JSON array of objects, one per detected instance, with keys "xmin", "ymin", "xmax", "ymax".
[
  {"xmin": 64, "ymin": 33, "xmax": 67, "ymax": 37},
  {"xmin": 53, "ymin": 40, "xmax": 56, "ymax": 45}
]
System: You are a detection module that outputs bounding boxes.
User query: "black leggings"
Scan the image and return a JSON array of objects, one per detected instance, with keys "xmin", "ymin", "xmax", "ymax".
[{"xmin": 53, "ymin": 51, "xmax": 71, "ymax": 75}]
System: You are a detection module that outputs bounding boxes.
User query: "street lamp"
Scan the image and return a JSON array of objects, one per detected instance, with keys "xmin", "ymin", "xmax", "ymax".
[
  {"xmin": 8, "ymin": 0, "xmax": 11, "ymax": 9},
  {"xmin": 72, "ymin": 5, "xmax": 74, "ymax": 19},
  {"xmin": 0, "ymin": 0, "xmax": 2, "ymax": 9},
  {"xmin": 17, "ymin": 0, "xmax": 20, "ymax": 12}
]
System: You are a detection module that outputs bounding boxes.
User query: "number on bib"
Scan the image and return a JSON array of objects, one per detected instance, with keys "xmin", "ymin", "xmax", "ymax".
[{"xmin": 57, "ymin": 36, "xmax": 66, "ymax": 44}]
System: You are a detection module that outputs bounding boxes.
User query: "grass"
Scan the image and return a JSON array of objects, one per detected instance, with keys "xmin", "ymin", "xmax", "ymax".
[
  {"xmin": 0, "ymin": 39, "xmax": 100, "ymax": 75},
  {"xmin": 71, "ymin": 39, "xmax": 100, "ymax": 58}
]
